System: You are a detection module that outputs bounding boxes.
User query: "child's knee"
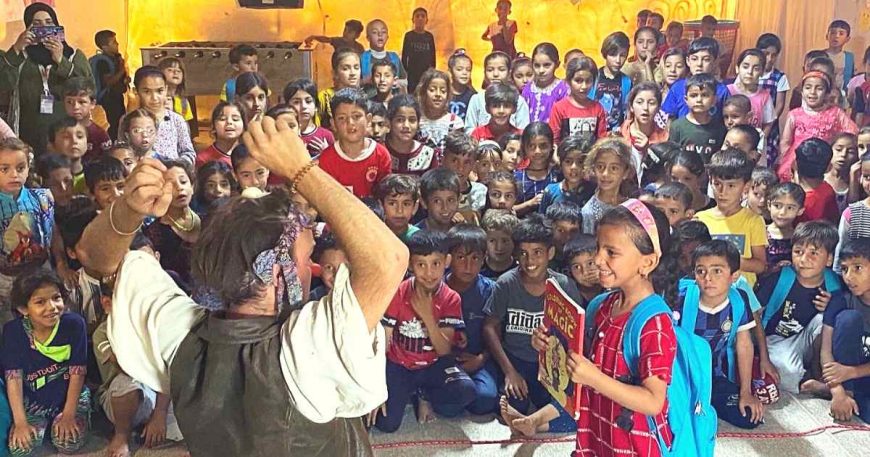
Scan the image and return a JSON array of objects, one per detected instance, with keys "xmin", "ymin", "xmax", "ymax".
[
  {"xmin": 467, "ymin": 385, "xmax": 499, "ymax": 415},
  {"xmin": 374, "ymin": 415, "xmax": 402, "ymax": 434}
]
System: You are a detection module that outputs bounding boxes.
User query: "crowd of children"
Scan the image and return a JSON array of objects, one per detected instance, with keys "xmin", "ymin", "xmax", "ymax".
[{"xmin": 1, "ymin": 2, "xmax": 870, "ymax": 456}]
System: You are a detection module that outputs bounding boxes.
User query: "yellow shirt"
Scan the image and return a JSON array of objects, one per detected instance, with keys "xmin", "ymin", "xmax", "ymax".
[
  {"xmin": 695, "ymin": 207, "xmax": 768, "ymax": 286},
  {"xmin": 172, "ymin": 95, "xmax": 194, "ymax": 122}
]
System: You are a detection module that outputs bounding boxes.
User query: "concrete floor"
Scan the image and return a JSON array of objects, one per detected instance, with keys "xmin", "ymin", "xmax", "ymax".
[{"xmin": 26, "ymin": 391, "xmax": 867, "ymax": 456}]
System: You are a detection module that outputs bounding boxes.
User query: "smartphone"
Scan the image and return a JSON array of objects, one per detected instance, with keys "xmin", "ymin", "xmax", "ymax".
[{"xmin": 31, "ymin": 26, "xmax": 65, "ymax": 43}]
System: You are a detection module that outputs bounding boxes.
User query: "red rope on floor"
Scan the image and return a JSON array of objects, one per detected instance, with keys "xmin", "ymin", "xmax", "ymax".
[{"xmin": 371, "ymin": 424, "xmax": 870, "ymax": 450}]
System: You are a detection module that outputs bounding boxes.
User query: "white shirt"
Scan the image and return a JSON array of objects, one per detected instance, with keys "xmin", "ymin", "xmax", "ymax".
[{"xmin": 108, "ymin": 251, "xmax": 386, "ymax": 424}]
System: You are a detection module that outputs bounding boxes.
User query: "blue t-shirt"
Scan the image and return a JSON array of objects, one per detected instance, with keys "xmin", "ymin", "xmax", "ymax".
[
  {"xmin": 1, "ymin": 313, "xmax": 88, "ymax": 410},
  {"xmin": 360, "ymin": 50, "xmax": 404, "ymax": 80},
  {"xmin": 823, "ymin": 291, "xmax": 870, "ymax": 361},
  {"xmin": 661, "ymin": 78, "xmax": 730, "ymax": 118},
  {"xmin": 452, "ymin": 274, "xmax": 495, "ymax": 355},
  {"xmin": 676, "ymin": 289, "xmax": 754, "ymax": 378},
  {"xmin": 538, "ymin": 181, "xmax": 596, "ymax": 215},
  {"xmin": 514, "ymin": 169, "xmax": 558, "ymax": 203},
  {"xmin": 756, "ymin": 272, "xmax": 845, "ymax": 338}
]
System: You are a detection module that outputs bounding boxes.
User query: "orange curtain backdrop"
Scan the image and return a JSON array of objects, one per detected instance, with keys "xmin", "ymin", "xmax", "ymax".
[
  {"xmin": 733, "ymin": 0, "xmax": 835, "ymax": 95},
  {"xmin": 120, "ymin": 0, "xmax": 734, "ymax": 85},
  {"xmin": 2, "ymin": 0, "xmax": 735, "ymax": 90}
]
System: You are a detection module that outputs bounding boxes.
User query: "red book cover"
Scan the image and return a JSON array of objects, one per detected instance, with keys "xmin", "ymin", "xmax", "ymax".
[{"xmin": 539, "ymin": 278, "xmax": 585, "ymax": 419}]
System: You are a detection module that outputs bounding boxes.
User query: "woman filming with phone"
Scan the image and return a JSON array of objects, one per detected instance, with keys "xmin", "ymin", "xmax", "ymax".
[{"xmin": 1, "ymin": 3, "xmax": 91, "ymax": 154}]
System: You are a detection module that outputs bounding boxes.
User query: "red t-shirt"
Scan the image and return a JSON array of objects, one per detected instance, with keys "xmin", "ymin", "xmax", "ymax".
[
  {"xmin": 795, "ymin": 182, "xmax": 840, "ymax": 226},
  {"xmin": 318, "ymin": 139, "xmax": 392, "ymax": 199},
  {"xmin": 84, "ymin": 123, "xmax": 112, "ymax": 162},
  {"xmin": 575, "ymin": 292, "xmax": 676, "ymax": 457},
  {"xmin": 195, "ymin": 144, "xmax": 233, "ymax": 170},
  {"xmin": 471, "ymin": 124, "xmax": 521, "ymax": 142},
  {"xmin": 382, "ymin": 279, "xmax": 464, "ymax": 370},
  {"xmin": 548, "ymin": 98, "xmax": 608, "ymax": 144}
]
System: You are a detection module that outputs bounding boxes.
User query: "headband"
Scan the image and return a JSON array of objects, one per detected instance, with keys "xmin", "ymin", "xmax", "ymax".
[
  {"xmin": 802, "ymin": 71, "xmax": 831, "ymax": 89},
  {"xmin": 478, "ymin": 140, "xmax": 502, "ymax": 151},
  {"xmin": 193, "ymin": 200, "xmax": 308, "ymax": 312},
  {"xmin": 621, "ymin": 199, "xmax": 661, "ymax": 257}
]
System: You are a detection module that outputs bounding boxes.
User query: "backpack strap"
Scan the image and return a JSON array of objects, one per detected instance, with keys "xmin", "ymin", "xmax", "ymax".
[
  {"xmin": 584, "ymin": 291, "xmax": 616, "ymax": 352},
  {"xmin": 845, "ymin": 51, "xmax": 855, "ymax": 90},
  {"xmin": 724, "ymin": 287, "xmax": 746, "ymax": 382},
  {"xmin": 823, "ymin": 268, "xmax": 842, "ymax": 293},
  {"xmin": 761, "ymin": 266, "xmax": 795, "ymax": 328},
  {"xmin": 622, "ymin": 294, "xmax": 672, "ymax": 379},
  {"xmin": 678, "ymin": 278, "xmax": 701, "ymax": 332},
  {"xmin": 620, "ymin": 74, "xmax": 632, "ymax": 107}
]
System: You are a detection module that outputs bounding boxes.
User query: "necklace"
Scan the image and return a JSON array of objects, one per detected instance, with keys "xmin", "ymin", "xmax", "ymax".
[{"xmin": 167, "ymin": 207, "xmax": 195, "ymax": 232}]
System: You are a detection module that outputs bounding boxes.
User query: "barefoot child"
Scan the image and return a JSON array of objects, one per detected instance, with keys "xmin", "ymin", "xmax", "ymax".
[{"xmin": 374, "ymin": 231, "xmax": 475, "ymax": 432}]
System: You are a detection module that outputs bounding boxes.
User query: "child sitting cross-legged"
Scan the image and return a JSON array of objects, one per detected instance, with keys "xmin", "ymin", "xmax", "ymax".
[
  {"xmin": 482, "ymin": 215, "xmax": 583, "ymax": 421},
  {"xmin": 815, "ymin": 238, "xmax": 870, "ymax": 423},
  {"xmin": 676, "ymin": 240, "xmax": 764, "ymax": 429},
  {"xmin": 756, "ymin": 221, "xmax": 845, "ymax": 394},
  {"xmin": 441, "ymin": 224, "xmax": 500, "ymax": 416},
  {"xmin": 373, "ymin": 230, "xmax": 476, "ymax": 432},
  {"xmin": 2, "ymin": 270, "xmax": 89, "ymax": 456},
  {"xmin": 94, "ymin": 243, "xmax": 183, "ymax": 457}
]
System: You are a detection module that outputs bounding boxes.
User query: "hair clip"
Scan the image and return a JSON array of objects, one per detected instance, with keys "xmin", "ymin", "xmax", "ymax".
[{"xmin": 453, "ymin": 48, "xmax": 467, "ymax": 56}]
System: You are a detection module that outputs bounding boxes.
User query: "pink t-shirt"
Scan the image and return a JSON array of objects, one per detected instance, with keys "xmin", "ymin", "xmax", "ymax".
[
  {"xmin": 727, "ymin": 84, "xmax": 775, "ymax": 128},
  {"xmin": 779, "ymin": 105, "xmax": 857, "ymax": 181}
]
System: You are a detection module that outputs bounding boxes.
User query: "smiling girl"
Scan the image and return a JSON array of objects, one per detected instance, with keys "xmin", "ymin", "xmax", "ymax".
[
  {"xmin": 417, "ymin": 69, "xmax": 464, "ymax": 159},
  {"xmin": 3, "ymin": 270, "xmax": 89, "ymax": 455},
  {"xmin": 522, "ymin": 43, "xmax": 569, "ymax": 123}
]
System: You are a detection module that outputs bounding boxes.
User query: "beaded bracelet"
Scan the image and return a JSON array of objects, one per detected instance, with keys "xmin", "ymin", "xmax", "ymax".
[
  {"xmin": 288, "ymin": 161, "xmax": 318, "ymax": 195},
  {"xmin": 109, "ymin": 200, "xmax": 143, "ymax": 236}
]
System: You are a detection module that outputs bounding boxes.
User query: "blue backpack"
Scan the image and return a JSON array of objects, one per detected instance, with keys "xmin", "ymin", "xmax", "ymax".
[
  {"xmin": 88, "ymin": 54, "xmax": 114, "ymax": 105},
  {"xmin": 760, "ymin": 265, "xmax": 842, "ymax": 329},
  {"xmin": 678, "ymin": 278, "xmax": 746, "ymax": 383},
  {"xmin": 586, "ymin": 292, "xmax": 717, "ymax": 457}
]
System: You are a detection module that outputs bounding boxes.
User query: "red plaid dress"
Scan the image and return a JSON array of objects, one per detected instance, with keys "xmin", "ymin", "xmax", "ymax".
[{"xmin": 574, "ymin": 292, "xmax": 677, "ymax": 457}]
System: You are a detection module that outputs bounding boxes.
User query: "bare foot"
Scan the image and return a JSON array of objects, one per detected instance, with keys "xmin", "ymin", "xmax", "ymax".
[
  {"xmin": 800, "ymin": 379, "xmax": 832, "ymax": 399},
  {"xmin": 416, "ymin": 397, "xmax": 436, "ymax": 424},
  {"xmin": 106, "ymin": 434, "xmax": 131, "ymax": 457},
  {"xmin": 511, "ymin": 415, "xmax": 538, "ymax": 437},
  {"xmin": 499, "ymin": 396, "xmax": 526, "ymax": 435}
]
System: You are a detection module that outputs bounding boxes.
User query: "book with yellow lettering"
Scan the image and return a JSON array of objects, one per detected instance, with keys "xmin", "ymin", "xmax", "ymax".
[{"xmin": 538, "ymin": 277, "xmax": 585, "ymax": 419}]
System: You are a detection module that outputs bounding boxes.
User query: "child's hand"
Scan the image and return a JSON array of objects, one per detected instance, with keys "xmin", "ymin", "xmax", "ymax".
[
  {"xmin": 759, "ymin": 357, "xmax": 781, "ymax": 384},
  {"xmin": 142, "ymin": 410, "xmax": 168, "ymax": 448},
  {"xmin": 504, "ymin": 369, "xmax": 529, "ymax": 400},
  {"xmin": 531, "ymin": 325, "xmax": 549, "ymax": 352},
  {"xmin": 813, "ymin": 289, "xmax": 832, "ymax": 312},
  {"xmin": 9, "ymin": 422, "xmax": 37, "ymax": 452},
  {"xmin": 308, "ymin": 136, "xmax": 330, "ymax": 154},
  {"xmin": 366, "ymin": 403, "xmax": 386, "ymax": 427},
  {"xmin": 632, "ymin": 130, "xmax": 649, "ymax": 150},
  {"xmin": 823, "ymin": 361, "xmax": 856, "ymax": 386},
  {"xmin": 456, "ymin": 351, "xmax": 485, "ymax": 373},
  {"xmin": 566, "ymin": 351, "xmax": 602, "ymax": 388},
  {"xmin": 452, "ymin": 212, "xmax": 467, "ymax": 224},
  {"xmin": 455, "ymin": 331, "xmax": 468, "ymax": 350},
  {"xmin": 410, "ymin": 286, "xmax": 435, "ymax": 322},
  {"xmin": 739, "ymin": 391, "xmax": 765, "ymax": 424},
  {"xmin": 52, "ymin": 413, "xmax": 80, "ymax": 444},
  {"xmin": 831, "ymin": 392, "xmax": 860, "ymax": 421}
]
